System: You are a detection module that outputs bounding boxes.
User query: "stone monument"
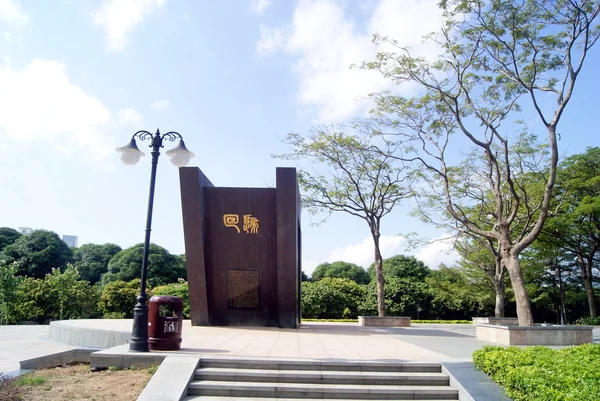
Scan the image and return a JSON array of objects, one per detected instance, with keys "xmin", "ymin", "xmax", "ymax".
[{"xmin": 178, "ymin": 167, "xmax": 301, "ymax": 328}]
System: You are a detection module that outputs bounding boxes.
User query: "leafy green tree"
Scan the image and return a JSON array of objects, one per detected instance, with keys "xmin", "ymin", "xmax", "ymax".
[
  {"xmin": 312, "ymin": 261, "xmax": 370, "ymax": 284},
  {"xmin": 74, "ymin": 243, "xmax": 122, "ymax": 284},
  {"xmin": 0, "ymin": 227, "xmax": 21, "ymax": 253},
  {"xmin": 102, "ymin": 243, "xmax": 186, "ymax": 287},
  {"xmin": 98, "ymin": 279, "xmax": 145, "ymax": 319},
  {"xmin": 537, "ymin": 147, "xmax": 600, "ymax": 317},
  {"xmin": 359, "ymin": 276, "xmax": 430, "ymax": 318},
  {"xmin": 426, "ymin": 264, "xmax": 495, "ymax": 320},
  {"xmin": 11, "ymin": 266, "xmax": 98, "ymax": 324},
  {"xmin": 0, "ymin": 263, "xmax": 22, "ymax": 324},
  {"xmin": 301, "ymin": 281, "xmax": 347, "ymax": 319},
  {"xmin": 0, "ymin": 230, "xmax": 74, "ymax": 278},
  {"xmin": 152, "ymin": 280, "xmax": 190, "ymax": 318},
  {"xmin": 455, "ymin": 236, "xmax": 508, "ymax": 317},
  {"xmin": 277, "ymin": 128, "xmax": 411, "ymax": 317},
  {"xmin": 318, "ymin": 277, "xmax": 366, "ymax": 318},
  {"xmin": 363, "ymin": 0, "xmax": 600, "ymax": 325},
  {"xmin": 367, "ymin": 255, "xmax": 429, "ymax": 281}
]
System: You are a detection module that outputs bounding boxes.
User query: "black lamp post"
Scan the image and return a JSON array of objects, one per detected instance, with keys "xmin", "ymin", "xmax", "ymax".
[{"xmin": 116, "ymin": 129, "xmax": 194, "ymax": 352}]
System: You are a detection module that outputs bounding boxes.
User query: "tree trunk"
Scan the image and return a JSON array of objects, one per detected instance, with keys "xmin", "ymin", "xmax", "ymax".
[
  {"xmin": 579, "ymin": 256, "xmax": 599, "ymax": 318},
  {"xmin": 503, "ymin": 252, "xmax": 534, "ymax": 326},
  {"xmin": 493, "ymin": 258, "xmax": 505, "ymax": 318},
  {"xmin": 494, "ymin": 279, "xmax": 505, "ymax": 318},
  {"xmin": 372, "ymin": 232, "xmax": 386, "ymax": 317}
]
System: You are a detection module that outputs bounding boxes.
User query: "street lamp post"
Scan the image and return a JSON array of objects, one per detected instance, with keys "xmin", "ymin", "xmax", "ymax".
[{"xmin": 116, "ymin": 129, "xmax": 194, "ymax": 352}]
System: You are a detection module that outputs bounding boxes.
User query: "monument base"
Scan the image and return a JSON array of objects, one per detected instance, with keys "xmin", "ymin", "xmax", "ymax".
[
  {"xmin": 475, "ymin": 323, "xmax": 593, "ymax": 345},
  {"xmin": 358, "ymin": 316, "xmax": 411, "ymax": 327}
]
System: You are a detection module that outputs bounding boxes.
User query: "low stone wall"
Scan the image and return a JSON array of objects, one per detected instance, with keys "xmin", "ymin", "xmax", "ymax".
[
  {"xmin": 358, "ymin": 316, "xmax": 411, "ymax": 327},
  {"xmin": 49, "ymin": 320, "xmax": 130, "ymax": 348},
  {"xmin": 472, "ymin": 317, "xmax": 518, "ymax": 325},
  {"xmin": 475, "ymin": 323, "xmax": 593, "ymax": 345}
]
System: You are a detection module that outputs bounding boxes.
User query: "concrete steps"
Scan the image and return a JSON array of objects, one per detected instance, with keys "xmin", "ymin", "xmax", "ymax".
[{"xmin": 183, "ymin": 358, "xmax": 458, "ymax": 400}]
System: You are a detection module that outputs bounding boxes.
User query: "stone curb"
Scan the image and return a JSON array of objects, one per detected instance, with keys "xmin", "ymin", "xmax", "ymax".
[
  {"xmin": 442, "ymin": 362, "xmax": 511, "ymax": 401},
  {"xmin": 137, "ymin": 355, "xmax": 199, "ymax": 401},
  {"xmin": 20, "ymin": 348, "xmax": 100, "ymax": 371}
]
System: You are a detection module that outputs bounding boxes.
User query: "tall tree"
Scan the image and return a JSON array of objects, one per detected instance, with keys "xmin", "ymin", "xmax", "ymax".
[
  {"xmin": 363, "ymin": 0, "xmax": 600, "ymax": 325},
  {"xmin": 102, "ymin": 243, "xmax": 186, "ymax": 287},
  {"xmin": 0, "ymin": 227, "xmax": 21, "ymax": 253},
  {"xmin": 312, "ymin": 261, "xmax": 370, "ymax": 284},
  {"xmin": 0, "ymin": 230, "xmax": 74, "ymax": 278},
  {"xmin": 538, "ymin": 147, "xmax": 600, "ymax": 317},
  {"xmin": 74, "ymin": 243, "xmax": 122, "ymax": 284},
  {"xmin": 277, "ymin": 128, "xmax": 411, "ymax": 316},
  {"xmin": 367, "ymin": 254, "xmax": 430, "ymax": 281},
  {"xmin": 455, "ymin": 235, "xmax": 507, "ymax": 317}
]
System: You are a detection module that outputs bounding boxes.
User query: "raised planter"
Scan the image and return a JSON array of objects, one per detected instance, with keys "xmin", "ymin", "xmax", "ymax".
[
  {"xmin": 358, "ymin": 316, "xmax": 411, "ymax": 327},
  {"xmin": 475, "ymin": 323, "xmax": 593, "ymax": 345},
  {"xmin": 472, "ymin": 317, "xmax": 518, "ymax": 325}
]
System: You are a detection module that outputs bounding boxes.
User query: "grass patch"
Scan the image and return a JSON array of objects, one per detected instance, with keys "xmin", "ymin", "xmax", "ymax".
[
  {"xmin": 15, "ymin": 375, "xmax": 47, "ymax": 386},
  {"xmin": 473, "ymin": 344, "xmax": 600, "ymax": 401},
  {"xmin": 0, "ymin": 374, "xmax": 23, "ymax": 401}
]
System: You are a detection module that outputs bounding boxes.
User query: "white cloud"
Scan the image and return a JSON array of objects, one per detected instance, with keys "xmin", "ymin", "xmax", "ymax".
[
  {"xmin": 256, "ymin": 25, "xmax": 284, "ymax": 55},
  {"xmin": 150, "ymin": 99, "xmax": 170, "ymax": 111},
  {"xmin": 0, "ymin": 0, "xmax": 29, "ymax": 26},
  {"xmin": 328, "ymin": 235, "xmax": 405, "ymax": 268},
  {"xmin": 93, "ymin": 0, "xmax": 168, "ymax": 51},
  {"xmin": 414, "ymin": 235, "xmax": 460, "ymax": 269},
  {"xmin": 118, "ymin": 108, "xmax": 143, "ymax": 126},
  {"xmin": 302, "ymin": 259, "xmax": 319, "ymax": 275},
  {"xmin": 0, "ymin": 59, "xmax": 140, "ymax": 161},
  {"xmin": 251, "ymin": 0, "xmax": 271, "ymax": 15},
  {"xmin": 256, "ymin": 0, "xmax": 442, "ymax": 123}
]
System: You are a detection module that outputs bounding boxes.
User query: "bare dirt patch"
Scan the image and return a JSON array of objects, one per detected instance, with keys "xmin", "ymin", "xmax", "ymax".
[{"xmin": 1, "ymin": 363, "xmax": 154, "ymax": 401}]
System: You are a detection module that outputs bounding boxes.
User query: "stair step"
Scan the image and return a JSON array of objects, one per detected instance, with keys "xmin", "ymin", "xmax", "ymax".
[
  {"xmin": 195, "ymin": 367, "xmax": 450, "ymax": 386},
  {"xmin": 188, "ymin": 381, "xmax": 459, "ymax": 399},
  {"xmin": 198, "ymin": 358, "xmax": 442, "ymax": 373}
]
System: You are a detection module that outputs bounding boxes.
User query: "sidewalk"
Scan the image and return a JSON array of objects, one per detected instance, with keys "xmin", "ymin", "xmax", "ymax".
[{"xmin": 0, "ymin": 325, "xmax": 76, "ymax": 376}]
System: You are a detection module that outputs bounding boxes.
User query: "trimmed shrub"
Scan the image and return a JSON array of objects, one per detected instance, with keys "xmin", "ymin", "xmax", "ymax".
[{"xmin": 473, "ymin": 344, "xmax": 600, "ymax": 400}]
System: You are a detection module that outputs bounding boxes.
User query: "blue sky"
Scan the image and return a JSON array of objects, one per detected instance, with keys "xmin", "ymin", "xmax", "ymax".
[{"xmin": 0, "ymin": 0, "xmax": 597, "ymax": 275}]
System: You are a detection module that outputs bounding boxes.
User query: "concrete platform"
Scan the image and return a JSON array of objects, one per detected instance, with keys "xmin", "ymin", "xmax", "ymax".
[
  {"xmin": 4, "ymin": 320, "xmax": 599, "ymax": 400},
  {"xmin": 475, "ymin": 323, "xmax": 594, "ymax": 345}
]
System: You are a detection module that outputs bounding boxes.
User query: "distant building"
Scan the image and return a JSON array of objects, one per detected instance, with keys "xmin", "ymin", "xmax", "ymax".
[
  {"xmin": 18, "ymin": 227, "xmax": 33, "ymax": 235},
  {"xmin": 62, "ymin": 235, "xmax": 78, "ymax": 248}
]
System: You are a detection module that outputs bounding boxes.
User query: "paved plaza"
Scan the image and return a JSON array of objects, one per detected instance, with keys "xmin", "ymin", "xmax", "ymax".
[
  {"xmin": 3, "ymin": 321, "xmax": 599, "ymax": 376},
  {"xmin": 1, "ymin": 321, "xmax": 599, "ymax": 400}
]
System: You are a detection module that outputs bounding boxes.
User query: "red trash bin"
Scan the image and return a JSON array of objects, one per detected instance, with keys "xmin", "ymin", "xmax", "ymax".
[{"xmin": 148, "ymin": 295, "xmax": 183, "ymax": 351}]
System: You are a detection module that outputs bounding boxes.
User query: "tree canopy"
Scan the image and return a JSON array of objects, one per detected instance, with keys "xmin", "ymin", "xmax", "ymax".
[
  {"xmin": 312, "ymin": 261, "xmax": 370, "ymax": 284},
  {"xmin": 102, "ymin": 243, "xmax": 186, "ymax": 287},
  {"xmin": 0, "ymin": 227, "xmax": 22, "ymax": 253},
  {"xmin": 0, "ymin": 230, "xmax": 74, "ymax": 278},
  {"xmin": 367, "ymin": 255, "xmax": 430, "ymax": 281},
  {"xmin": 74, "ymin": 243, "xmax": 122, "ymax": 284}
]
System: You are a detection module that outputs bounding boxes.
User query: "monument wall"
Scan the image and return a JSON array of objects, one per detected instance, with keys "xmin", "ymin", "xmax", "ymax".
[{"xmin": 179, "ymin": 167, "xmax": 301, "ymax": 328}]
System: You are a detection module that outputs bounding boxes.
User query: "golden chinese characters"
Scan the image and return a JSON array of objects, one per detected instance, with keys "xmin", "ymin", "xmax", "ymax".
[
  {"xmin": 223, "ymin": 214, "xmax": 240, "ymax": 233},
  {"xmin": 243, "ymin": 214, "xmax": 259, "ymax": 234},
  {"xmin": 223, "ymin": 213, "xmax": 259, "ymax": 234}
]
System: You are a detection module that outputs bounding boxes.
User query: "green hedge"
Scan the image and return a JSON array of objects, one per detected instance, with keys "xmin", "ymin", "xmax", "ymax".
[{"xmin": 473, "ymin": 345, "xmax": 600, "ymax": 401}]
